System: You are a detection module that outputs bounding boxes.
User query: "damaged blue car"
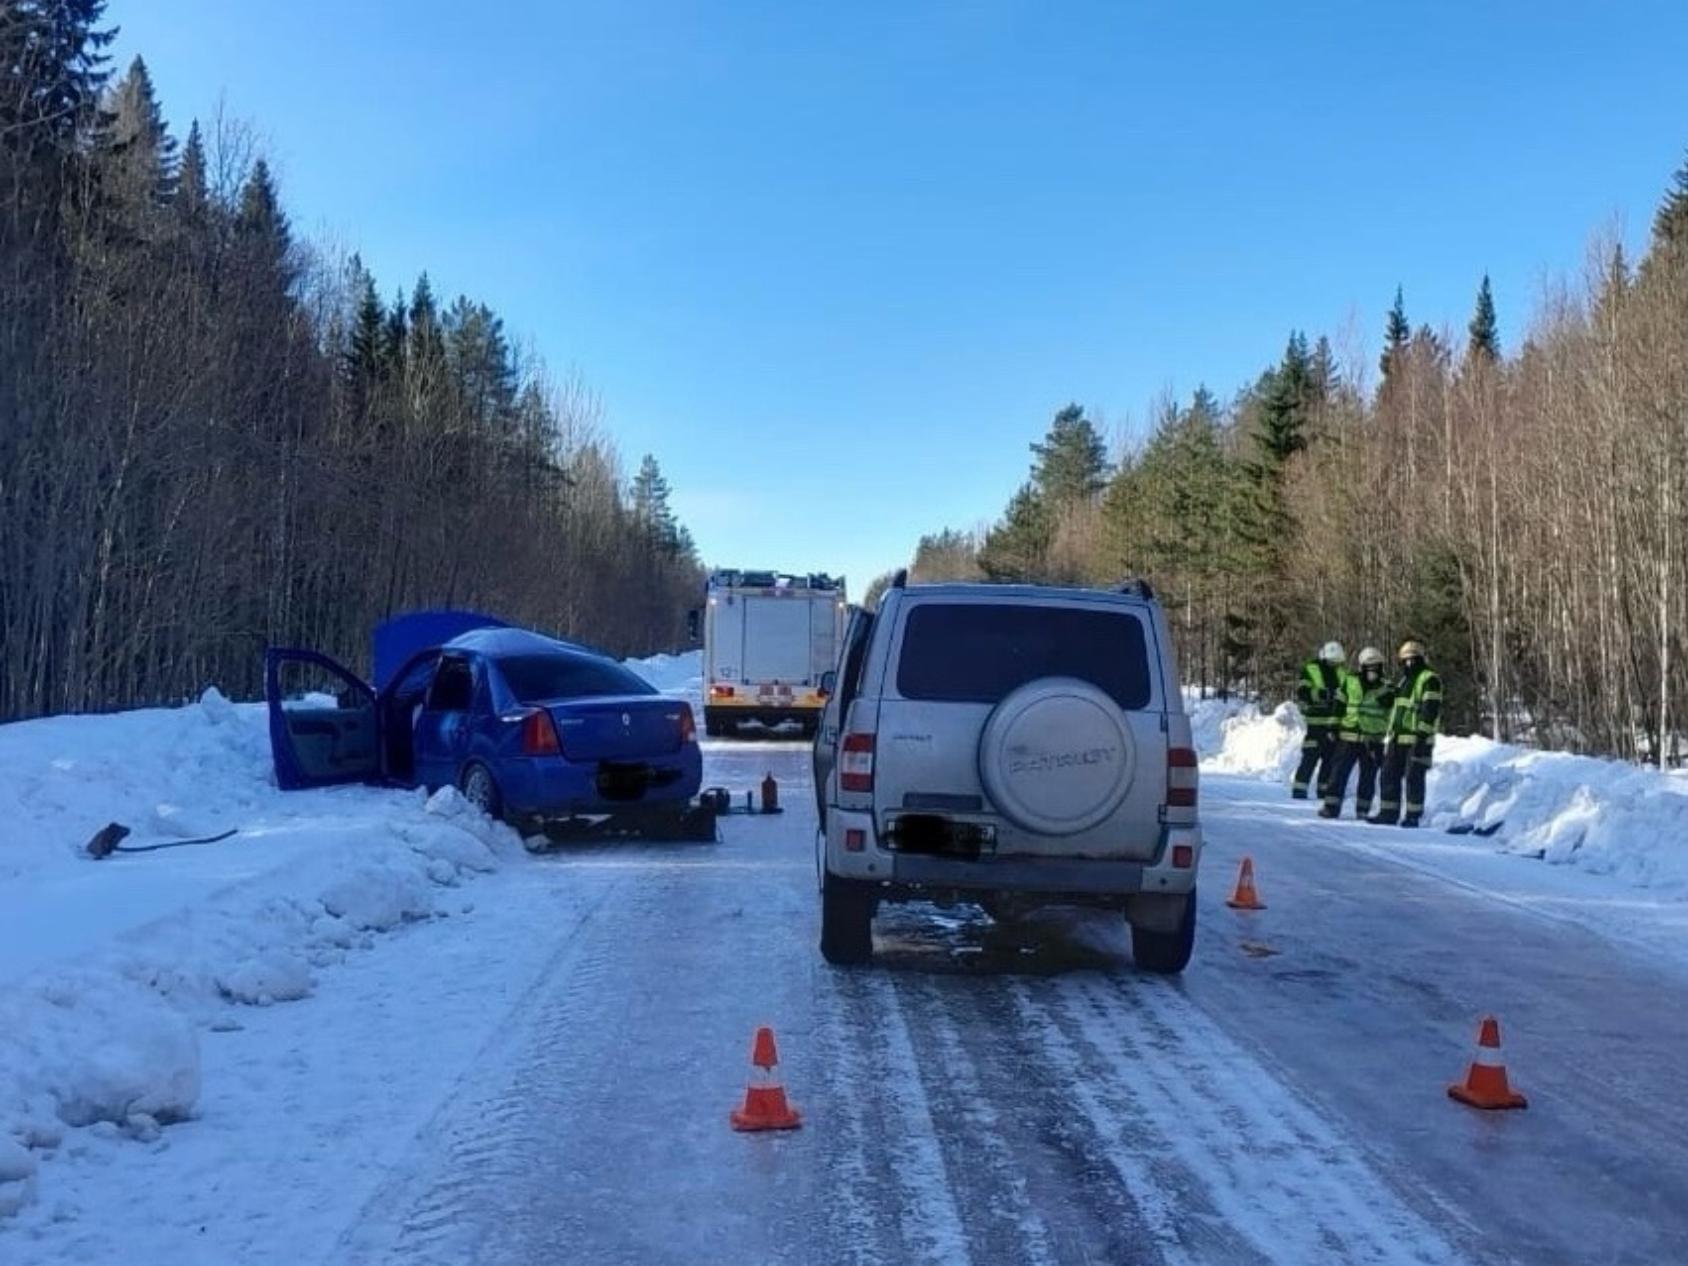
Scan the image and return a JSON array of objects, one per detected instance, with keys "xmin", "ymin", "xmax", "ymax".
[{"xmin": 265, "ymin": 611, "xmax": 705, "ymax": 836}]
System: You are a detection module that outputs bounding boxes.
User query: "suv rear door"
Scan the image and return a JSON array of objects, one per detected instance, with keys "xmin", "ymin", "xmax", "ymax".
[
  {"xmin": 814, "ymin": 605, "xmax": 874, "ymax": 823},
  {"xmin": 874, "ymin": 596, "xmax": 1169, "ymax": 861}
]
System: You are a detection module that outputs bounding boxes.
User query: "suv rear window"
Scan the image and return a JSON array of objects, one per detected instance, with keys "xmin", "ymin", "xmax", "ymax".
[
  {"xmin": 895, "ymin": 603, "xmax": 1152, "ymax": 709},
  {"xmin": 497, "ymin": 654, "xmax": 656, "ymax": 703}
]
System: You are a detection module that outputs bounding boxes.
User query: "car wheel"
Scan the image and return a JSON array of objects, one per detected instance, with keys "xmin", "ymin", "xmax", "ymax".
[
  {"xmin": 1131, "ymin": 889, "xmax": 1196, "ymax": 975},
  {"xmin": 820, "ymin": 872, "xmax": 874, "ymax": 966},
  {"xmin": 460, "ymin": 762, "xmax": 504, "ymax": 822}
]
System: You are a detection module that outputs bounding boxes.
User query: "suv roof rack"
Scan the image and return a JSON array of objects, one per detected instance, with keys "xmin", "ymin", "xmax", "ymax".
[
  {"xmin": 1115, "ymin": 578, "xmax": 1154, "ymax": 599},
  {"xmin": 891, "ymin": 568, "xmax": 909, "ymax": 590}
]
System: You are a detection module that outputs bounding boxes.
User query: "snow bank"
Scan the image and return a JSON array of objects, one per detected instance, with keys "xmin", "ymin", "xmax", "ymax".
[
  {"xmin": 1430, "ymin": 737, "xmax": 1688, "ymax": 895},
  {"xmin": 0, "ymin": 692, "xmax": 519, "ymax": 1218},
  {"xmin": 1190, "ymin": 694, "xmax": 1304, "ymax": 782},
  {"xmin": 1187, "ymin": 686, "xmax": 1688, "ymax": 897},
  {"xmin": 627, "ymin": 649, "xmax": 702, "ymax": 705}
]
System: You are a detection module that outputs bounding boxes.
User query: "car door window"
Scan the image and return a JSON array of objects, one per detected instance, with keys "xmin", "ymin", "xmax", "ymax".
[{"xmin": 426, "ymin": 657, "xmax": 474, "ymax": 712}]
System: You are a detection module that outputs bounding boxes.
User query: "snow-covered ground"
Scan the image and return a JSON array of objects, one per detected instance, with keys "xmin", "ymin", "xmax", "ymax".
[
  {"xmin": 1186, "ymin": 689, "xmax": 1688, "ymax": 969},
  {"xmin": 4, "ymin": 661, "xmax": 1686, "ymax": 1263}
]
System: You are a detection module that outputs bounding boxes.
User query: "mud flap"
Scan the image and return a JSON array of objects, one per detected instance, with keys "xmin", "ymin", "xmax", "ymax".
[{"xmin": 1124, "ymin": 891, "xmax": 1189, "ymax": 934}]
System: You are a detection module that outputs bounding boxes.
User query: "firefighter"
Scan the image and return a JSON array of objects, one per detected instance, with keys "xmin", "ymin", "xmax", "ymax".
[
  {"xmin": 1291, "ymin": 641, "xmax": 1348, "ymax": 800},
  {"xmin": 1372, "ymin": 640, "xmax": 1442, "ymax": 827},
  {"xmin": 1318, "ymin": 646, "xmax": 1393, "ymax": 819}
]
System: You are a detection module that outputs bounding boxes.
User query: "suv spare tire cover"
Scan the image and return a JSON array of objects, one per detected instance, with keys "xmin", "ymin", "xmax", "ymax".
[{"xmin": 977, "ymin": 677, "xmax": 1137, "ymax": 836}]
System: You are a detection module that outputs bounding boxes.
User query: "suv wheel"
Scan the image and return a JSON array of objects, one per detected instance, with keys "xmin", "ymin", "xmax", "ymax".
[
  {"xmin": 820, "ymin": 872, "xmax": 874, "ymax": 966},
  {"xmin": 1131, "ymin": 889, "xmax": 1196, "ymax": 975}
]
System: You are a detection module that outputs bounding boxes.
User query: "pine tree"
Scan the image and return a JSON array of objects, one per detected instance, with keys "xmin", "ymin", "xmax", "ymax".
[
  {"xmin": 978, "ymin": 483, "xmax": 1053, "ymax": 581},
  {"xmin": 1467, "ymin": 274, "xmax": 1499, "ymax": 363},
  {"xmin": 1380, "ymin": 286, "xmax": 1410, "ymax": 380},
  {"xmin": 631, "ymin": 454, "xmax": 680, "ymax": 554},
  {"xmin": 1651, "ymin": 152, "xmax": 1688, "ymax": 251},
  {"xmin": 1030, "ymin": 403, "xmax": 1110, "ymax": 504}
]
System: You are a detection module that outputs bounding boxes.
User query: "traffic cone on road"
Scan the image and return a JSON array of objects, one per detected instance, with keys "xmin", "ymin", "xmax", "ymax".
[
  {"xmin": 1448, "ymin": 1016, "xmax": 1528, "ymax": 1110},
  {"xmin": 730, "ymin": 1025, "xmax": 802, "ymax": 1132},
  {"xmin": 1225, "ymin": 856, "xmax": 1266, "ymax": 910}
]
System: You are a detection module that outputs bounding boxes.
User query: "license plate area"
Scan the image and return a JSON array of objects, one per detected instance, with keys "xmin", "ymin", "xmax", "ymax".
[
  {"xmin": 596, "ymin": 761, "xmax": 681, "ymax": 802},
  {"xmin": 884, "ymin": 814, "xmax": 996, "ymax": 860}
]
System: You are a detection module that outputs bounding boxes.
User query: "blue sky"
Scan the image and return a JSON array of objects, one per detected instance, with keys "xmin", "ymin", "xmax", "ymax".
[{"xmin": 111, "ymin": 1, "xmax": 1686, "ymax": 594}]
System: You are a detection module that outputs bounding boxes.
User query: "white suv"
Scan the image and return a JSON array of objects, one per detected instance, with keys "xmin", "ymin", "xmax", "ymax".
[{"xmin": 813, "ymin": 576, "xmax": 1201, "ymax": 972}]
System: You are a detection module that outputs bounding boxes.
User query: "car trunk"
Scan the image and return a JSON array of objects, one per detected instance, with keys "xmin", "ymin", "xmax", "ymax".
[{"xmin": 548, "ymin": 695, "xmax": 686, "ymax": 761}]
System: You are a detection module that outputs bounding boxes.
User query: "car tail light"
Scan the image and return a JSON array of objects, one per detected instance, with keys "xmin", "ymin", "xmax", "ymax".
[
  {"xmin": 840, "ymin": 733, "xmax": 875, "ymax": 793},
  {"xmin": 709, "ymin": 684, "xmax": 735, "ymax": 699},
  {"xmin": 1167, "ymin": 746, "xmax": 1198, "ymax": 808},
  {"xmin": 677, "ymin": 705, "xmax": 696, "ymax": 744},
  {"xmin": 521, "ymin": 709, "xmax": 562, "ymax": 756}
]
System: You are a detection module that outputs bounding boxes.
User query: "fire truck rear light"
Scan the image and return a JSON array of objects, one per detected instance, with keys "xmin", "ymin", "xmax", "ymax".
[{"xmin": 710, "ymin": 685, "xmax": 735, "ymax": 699}]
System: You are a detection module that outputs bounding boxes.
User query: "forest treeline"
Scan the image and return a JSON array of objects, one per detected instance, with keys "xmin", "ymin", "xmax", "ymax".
[
  {"xmin": 0, "ymin": 3, "xmax": 703, "ymax": 722},
  {"xmin": 892, "ymin": 157, "xmax": 1688, "ymax": 764}
]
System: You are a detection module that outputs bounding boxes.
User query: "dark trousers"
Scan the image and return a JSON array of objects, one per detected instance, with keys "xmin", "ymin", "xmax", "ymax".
[
  {"xmin": 1292, "ymin": 724, "xmax": 1337, "ymax": 798},
  {"xmin": 1322, "ymin": 737, "xmax": 1383, "ymax": 816},
  {"xmin": 1376, "ymin": 736, "xmax": 1434, "ymax": 824}
]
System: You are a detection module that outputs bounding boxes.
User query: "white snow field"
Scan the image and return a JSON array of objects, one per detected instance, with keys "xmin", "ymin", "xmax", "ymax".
[{"xmin": 0, "ymin": 659, "xmax": 1685, "ymax": 1264}]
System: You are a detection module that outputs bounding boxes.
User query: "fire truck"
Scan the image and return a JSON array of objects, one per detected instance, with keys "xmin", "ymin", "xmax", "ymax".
[{"xmin": 698, "ymin": 570, "xmax": 847, "ymax": 738}]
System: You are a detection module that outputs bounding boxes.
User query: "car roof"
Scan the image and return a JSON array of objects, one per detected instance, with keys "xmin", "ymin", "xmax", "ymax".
[
  {"xmin": 893, "ymin": 582, "xmax": 1154, "ymax": 608},
  {"xmin": 443, "ymin": 627, "xmax": 604, "ymax": 660}
]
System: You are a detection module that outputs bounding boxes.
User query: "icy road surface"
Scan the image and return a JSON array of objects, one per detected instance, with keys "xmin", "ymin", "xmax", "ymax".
[{"xmin": 317, "ymin": 743, "xmax": 1688, "ymax": 1266}]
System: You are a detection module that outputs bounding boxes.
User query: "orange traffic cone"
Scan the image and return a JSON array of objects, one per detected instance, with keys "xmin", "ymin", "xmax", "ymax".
[
  {"xmin": 1226, "ymin": 856, "xmax": 1265, "ymax": 910},
  {"xmin": 730, "ymin": 1025, "xmax": 802, "ymax": 1132},
  {"xmin": 1448, "ymin": 1016, "xmax": 1528, "ymax": 1110}
]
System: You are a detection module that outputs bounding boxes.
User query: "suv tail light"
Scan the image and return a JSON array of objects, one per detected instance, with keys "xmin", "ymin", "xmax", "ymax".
[
  {"xmin": 521, "ymin": 709, "xmax": 562, "ymax": 756},
  {"xmin": 840, "ymin": 732, "xmax": 875, "ymax": 793},
  {"xmin": 1167, "ymin": 746, "xmax": 1198, "ymax": 808},
  {"xmin": 677, "ymin": 704, "xmax": 697, "ymax": 744}
]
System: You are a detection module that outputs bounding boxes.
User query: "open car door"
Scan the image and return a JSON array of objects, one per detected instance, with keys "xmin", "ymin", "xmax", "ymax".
[{"xmin": 265, "ymin": 648, "xmax": 381, "ymax": 790}]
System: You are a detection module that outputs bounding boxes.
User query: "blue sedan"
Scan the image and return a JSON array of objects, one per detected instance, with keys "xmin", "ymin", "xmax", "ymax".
[{"xmin": 265, "ymin": 612, "xmax": 703, "ymax": 834}]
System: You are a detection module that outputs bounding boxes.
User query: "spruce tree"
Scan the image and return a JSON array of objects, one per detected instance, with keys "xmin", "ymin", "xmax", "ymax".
[
  {"xmin": 1252, "ymin": 332, "xmax": 1312, "ymax": 467},
  {"xmin": 1467, "ymin": 274, "xmax": 1499, "ymax": 363},
  {"xmin": 1651, "ymin": 152, "xmax": 1688, "ymax": 251},
  {"xmin": 1380, "ymin": 286, "xmax": 1410, "ymax": 380},
  {"xmin": 101, "ymin": 56, "xmax": 177, "ymax": 210},
  {"xmin": 382, "ymin": 288, "xmax": 408, "ymax": 378},
  {"xmin": 346, "ymin": 268, "xmax": 384, "ymax": 385},
  {"xmin": 0, "ymin": 0, "xmax": 115, "ymax": 160},
  {"xmin": 173, "ymin": 119, "xmax": 209, "ymax": 228},
  {"xmin": 631, "ymin": 454, "xmax": 680, "ymax": 554},
  {"xmin": 234, "ymin": 158, "xmax": 294, "ymax": 294}
]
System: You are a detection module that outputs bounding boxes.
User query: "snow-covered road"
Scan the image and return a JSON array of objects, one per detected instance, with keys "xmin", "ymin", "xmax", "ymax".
[
  {"xmin": 7, "ymin": 719, "xmax": 1688, "ymax": 1264},
  {"xmin": 339, "ymin": 746, "xmax": 1687, "ymax": 1266}
]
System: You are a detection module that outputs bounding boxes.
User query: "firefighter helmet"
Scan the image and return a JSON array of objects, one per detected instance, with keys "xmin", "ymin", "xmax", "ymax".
[
  {"xmin": 1397, "ymin": 639, "xmax": 1427, "ymax": 663},
  {"xmin": 1318, "ymin": 641, "xmax": 1347, "ymax": 665},
  {"xmin": 1357, "ymin": 646, "xmax": 1386, "ymax": 668}
]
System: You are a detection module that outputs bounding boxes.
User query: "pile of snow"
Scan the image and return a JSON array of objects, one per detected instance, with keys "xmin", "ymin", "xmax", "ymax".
[
  {"xmin": 627, "ymin": 649, "xmax": 702, "ymax": 713},
  {"xmin": 1429, "ymin": 737, "xmax": 1688, "ymax": 895},
  {"xmin": 0, "ymin": 691, "xmax": 519, "ymax": 1220},
  {"xmin": 1190, "ymin": 694, "xmax": 1305, "ymax": 782}
]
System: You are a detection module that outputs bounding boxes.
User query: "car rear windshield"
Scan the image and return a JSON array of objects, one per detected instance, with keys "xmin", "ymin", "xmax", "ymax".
[
  {"xmin": 496, "ymin": 654, "xmax": 656, "ymax": 703},
  {"xmin": 895, "ymin": 602, "xmax": 1153, "ymax": 709}
]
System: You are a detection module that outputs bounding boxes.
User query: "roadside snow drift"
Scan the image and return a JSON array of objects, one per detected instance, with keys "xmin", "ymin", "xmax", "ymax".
[
  {"xmin": 0, "ymin": 687, "xmax": 519, "ymax": 1221},
  {"xmin": 1189, "ymin": 689, "xmax": 1688, "ymax": 897}
]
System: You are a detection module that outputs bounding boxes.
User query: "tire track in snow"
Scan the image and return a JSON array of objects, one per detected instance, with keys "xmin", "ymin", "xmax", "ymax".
[
  {"xmin": 335, "ymin": 871, "xmax": 631, "ymax": 1266},
  {"xmin": 833, "ymin": 972, "xmax": 973, "ymax": 1266},
  {"xmin": 1050, "ymin": 972, "xmax": 1472, "ymax": 1266},
  {"xmin": 890, "ymin": 975, "xmax": 1061, "ymax": 1266}
]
